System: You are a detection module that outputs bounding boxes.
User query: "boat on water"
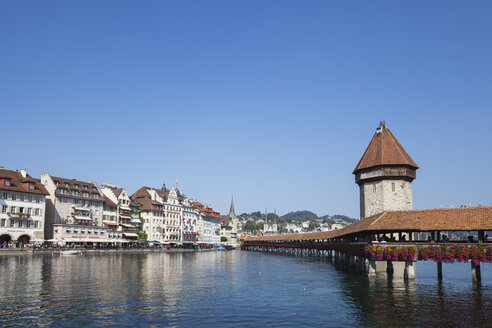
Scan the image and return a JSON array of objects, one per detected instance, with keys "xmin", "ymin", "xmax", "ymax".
[
  {"xmin": 218, "ymin": 247, "xmax": 226, "ymax": 251},
  {"xmin": 61, "ymin": 250, "xmax": 82, "ymax": 256}
]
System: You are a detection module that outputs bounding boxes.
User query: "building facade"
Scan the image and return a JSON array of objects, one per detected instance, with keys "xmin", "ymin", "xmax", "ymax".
[
  {"xmin": 220, "ymin": 198, "xmax": 239, "ymax": 244},
  {"xmin": 101, "ymin": 185, "xmax": 138, "ymax": 240},
  {"xmin": 193, "ymin": 201, "xmax": 221, "ymax": 245},
  {"xmin": 131, "ymin": 186, "xmax": 166, "ymax": 242},
  {"xmin": 0, "ymin": 168, "xmax": 48, "ymax": 245},
  {"xmin": 164, "ymin": 188, "xmax": 182, "ymax": 242},
  {"xmin": 181, "ymin": 197, "xmax": 198, "ymax": 242},
  {"xmin": 41, "ymin": 174, "xmax": 104, "ymax": 239}
]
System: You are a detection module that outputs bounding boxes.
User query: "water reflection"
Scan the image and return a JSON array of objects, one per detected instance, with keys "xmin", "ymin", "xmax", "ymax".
[{"xmin": 0, "ymin": 252, "xmax": 490, "ymax": 327}]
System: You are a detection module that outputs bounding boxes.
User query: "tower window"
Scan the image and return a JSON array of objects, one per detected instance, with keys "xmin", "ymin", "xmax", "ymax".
[
  {"xmin": 372, "ymin": 184, "xmax": 376, "ymax": 193},
  {"xmin": 391, "ymin": 183, "xmax": 395, "ymax": 192}
]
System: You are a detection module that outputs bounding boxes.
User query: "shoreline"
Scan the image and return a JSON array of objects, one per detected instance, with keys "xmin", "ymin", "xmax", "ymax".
[{"xmin": 0, "ymin": 247, "xmax": 237, "ymax": 256}]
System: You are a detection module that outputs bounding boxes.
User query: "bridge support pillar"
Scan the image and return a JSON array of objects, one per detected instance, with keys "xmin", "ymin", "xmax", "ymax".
[
  {"xmin": 368, "ymin": 260, "xmax": 377, "ymax": 277},
  {"xmin": 404, "ymin": 261, "xmax": 416, "ymax": 280},
  {"xmin": 471, "ymin": 262, "xmax": 481, "ymax": 282},
  {"xmin": 349, "ymin": 255, "xmax": 356, "ymax": 270},
  {"xmin": 375, "ymin": 261, "xmax": 387, "ymax": 273},
  {"xmin": 358, "ymin": 258, "xmax": 368, "ymax": 272},
  {"xmin": 386, "ymin": 261, "xmax": 394, "ymax": 276},
  {"xmin": 344, "ymin": 254, "xmax": 351, "ymax": 270},
  {"xmin": 437, "ymin": 262, "xmax": 443, "ymax": 280}
]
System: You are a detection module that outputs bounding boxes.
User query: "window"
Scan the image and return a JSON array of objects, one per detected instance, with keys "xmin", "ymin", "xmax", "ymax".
[
  {"xmin": 35, "ymin": 208, "xmax": 40, "ymax": 215},
  {"xmin": 74, "ymin": 184, "xmax": 79, "ymax": 189},
  {"xmin": 18, "ymin": 221, "xmax": 23, "ymax": 228},
  {"xmin": 34, "ymin": 221, "xmax": 39, "ymax": 228},
  {"xmin": 19, "ymin": 207, "xmax": 25, "ymax": 214},
  {"xmin": 20, "ymin": 194, "xmax": 25, "ymax": 201},
  {"xmin": 391, "ymin": 183, "xmax": 395, "ymax": 192},
  {"xmin": 28, "ymin": 182, "xmax": 34, "ymax": 190},
  {"xmin": 3, "ymin": 193, "xmax": 7, "ymax": 200},
  {"xmin": 27, "ymin": 195, "xmax": 32, "ymax": 202},
  {"xmin": 27, "ymin": 208, "xmax": 32, "ymax": 214},
  {"xmin": 26, "ymin": 221, "xmax": 31, "ymax": 228},
  {"xmin": 1, "ymin": 205, "xmax": 6, "ymax": 213},
  {"xmin": 10, "ymin": 220, "xmax": 15, "ymax": 227},
  {"xmin": 10, "ymin": 206, "xmax": 16, "ymax": 213},
  {"xmin": 35, "ymin": 196, "xmax": 40, "ymax": 203},
  {"xmin": 11, "ymin": 194, "xmax": 16, "ymax": 201},
  {"xmin": 0, "ymin": 219, "xmax": 5, "ymax": 227}
]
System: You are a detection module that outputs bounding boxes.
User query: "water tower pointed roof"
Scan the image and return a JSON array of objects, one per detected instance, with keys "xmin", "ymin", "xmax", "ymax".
[{"xmin": 353, "ymin": 122, "xmax": 419, "ymax": 174}]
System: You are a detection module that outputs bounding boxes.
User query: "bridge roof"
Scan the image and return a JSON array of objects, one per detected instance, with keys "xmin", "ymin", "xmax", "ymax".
[
  {"xmin": 353, "ymin": 123, "xmax": 418, "ymax": 173},
  {"xmin": 243, "ymin": 206, "xmax": 492, "ymax": 242}
]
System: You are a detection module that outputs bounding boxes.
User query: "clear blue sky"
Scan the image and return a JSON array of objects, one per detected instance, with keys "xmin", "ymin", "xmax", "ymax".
[{"xmin": 1, "ymin": 1, "xmax": 491, "ymax": 218}]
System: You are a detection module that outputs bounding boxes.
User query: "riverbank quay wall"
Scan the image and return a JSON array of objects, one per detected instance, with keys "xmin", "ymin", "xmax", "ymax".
[
  {"xmin": 0, "ymin": 247, "xmax": 225, "ymax": 256},
  {"xmin": 241, "ymin": 206, "xmax": 492, "ymax": 281}
]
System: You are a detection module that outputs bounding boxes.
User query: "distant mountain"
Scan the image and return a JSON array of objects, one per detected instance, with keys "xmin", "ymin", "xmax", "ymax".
[
  {"xmin": 331, "ymin": 215, "xmax": 357, "ymax": 224},
  {"xmin": 281, "ymin": 211, "xmax": 318, "ymax": 220}
]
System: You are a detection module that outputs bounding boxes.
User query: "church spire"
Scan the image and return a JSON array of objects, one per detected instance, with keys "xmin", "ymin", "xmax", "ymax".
[{"xmin": 229, "ymin": 195, "xmax": 237, "ymax": 219}]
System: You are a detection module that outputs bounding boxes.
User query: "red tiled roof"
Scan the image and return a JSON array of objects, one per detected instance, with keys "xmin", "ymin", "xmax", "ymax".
[
  {"xmin": 103, "ymin": 195, "xmax": 117, "ymax": 207},
  {"xmin": 244, "ymin": 207, "xmax": 492, "ymax": 242},
  {"xmin": 130, "ymin": 187, "xmax": 164, "ymax": 212},
  {"xmin": 353, "ymin": 123, "xmax": 418, "ymax": 173},
  {"xmin": 0, "ymin": 169, "xmax": 48, "ymax": 195},
  {"xmin": 112, "ymin": 188, "xmax": 123, "ymax": 198}
]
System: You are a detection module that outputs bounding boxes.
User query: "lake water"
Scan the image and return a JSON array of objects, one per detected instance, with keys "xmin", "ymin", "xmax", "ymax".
[{"xmin": 0, "ymin": 250, "xmax": 490, "ymax": 327}]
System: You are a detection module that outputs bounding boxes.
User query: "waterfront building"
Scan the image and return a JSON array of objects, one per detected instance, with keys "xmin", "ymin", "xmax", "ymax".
[
  {"xmin": 101, "ymin": 185, "xmax": 138, "ymax": 240},
  {"xmin": 220, "ymin": 198, "xmax": 239, "ymax": 244},
  {"xmin": 130, "ymin": 201, "xmax": 143, "ymax": 238},
  {"xmin": 353, "ymin": 121, "xmax": 419, "ymax": 219},
  {"xmin": 41, "ymin": 173, "xmax": 104, "ymax": 239},
  {"xmin": 0, "ymin": 168, "xmax": 48, "ymax": 245},
  {"xmin": 131, "ymin": 186, "xmax": 166, "ymax": 242},
  {"xmin": 193, "ymin": 201, "xmax": 221, "ymax": 245},
  {"xmin": 102, "ymin": 195, "xmax": 118, "ymax": 227},
  {"xmin": 52, "ymin": 223, "xmax": 109, "ymax": 245},
  {"xmin": 181, "ymin": 197, "xmax": 199, "ymax": 242},
  {"xmin": 164, "ymin": 188, "xmax": 182, "ymax": 242}
]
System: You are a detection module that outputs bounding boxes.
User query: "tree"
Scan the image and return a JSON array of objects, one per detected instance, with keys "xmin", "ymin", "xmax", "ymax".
[
  {"xmin": 221, "ymin": 236, "xmax": 228, "ymax": 242},
  {"xmin": 243, "ymin": 220, "xmax": 257, "ymax": 232}
]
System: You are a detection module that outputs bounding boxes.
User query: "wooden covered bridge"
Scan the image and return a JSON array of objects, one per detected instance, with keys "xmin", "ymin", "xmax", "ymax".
[
  {"xmin": 241, "ymin": 123, "xmax": 492, "ymax": 282},
  {"xmin": 241, "ymin": 206, "xmax": 492, "ymax": 281}
]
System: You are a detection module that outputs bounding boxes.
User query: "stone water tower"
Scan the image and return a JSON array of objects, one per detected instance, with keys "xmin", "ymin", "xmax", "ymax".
[{"xmin": 353, "ymin": 122, "xmax": 419, "ymax": 219}]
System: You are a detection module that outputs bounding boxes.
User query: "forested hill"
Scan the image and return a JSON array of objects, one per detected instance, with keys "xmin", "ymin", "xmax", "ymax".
[
  {"xmin": 280, "ymin": 211, "xmax": 318, "ymax": 220},
  {"xmin": 280, "ymin": 211, "xmax": 356, "ymax": 224}
]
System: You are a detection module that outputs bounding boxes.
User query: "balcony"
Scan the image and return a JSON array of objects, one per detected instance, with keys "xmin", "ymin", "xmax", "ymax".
[{"xmin": 7, "ymin": 212, "xmax": 30, "ymax": 219}]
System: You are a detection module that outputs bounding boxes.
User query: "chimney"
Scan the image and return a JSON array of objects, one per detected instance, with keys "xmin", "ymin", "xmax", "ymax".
[{"xmin": 20, "ymin": 168, "xmax": 27, "ymax": 178}]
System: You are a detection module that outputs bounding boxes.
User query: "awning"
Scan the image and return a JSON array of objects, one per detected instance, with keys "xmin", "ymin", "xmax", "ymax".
[
  {"xmin": 74, "ymin": 207, "xmax": 90, "ymax": 212},
  {"xmin": 130, "ymin": 219, "xmax": 141, "ymax": 224},
  {"xmin": 120, "ymin": 223, "xmax": 135, "ymax": 228},
  {"xmin": 123, "ymin": 232, "xmax": 138, "ymax": 238},
  {"xmin": 74, "ymin": 216, "xmax": 91, "ymax": 221},
  {"xmin": 103, "ymin": 221, "xmax": 118, "ymax": 226}
]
